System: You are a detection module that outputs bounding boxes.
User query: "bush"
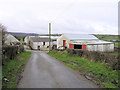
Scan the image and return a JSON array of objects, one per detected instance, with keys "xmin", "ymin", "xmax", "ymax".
[
  {"xmin": 67, "ymin": 49, "xmax": 118, "ymax": 70},
  {"xmin": 2, "ymin": 45, "xmax": 24, "ymax": 65},
  {"xmin": 75, "ymin": 50, "xmax": 84, "ymax": 57}
]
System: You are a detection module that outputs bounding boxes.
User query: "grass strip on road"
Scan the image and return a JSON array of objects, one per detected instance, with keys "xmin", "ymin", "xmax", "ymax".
[
  {"xmin": 2, "ymin": 51, "xmax": 31, "ymax": 88},
  {"xmin": 48, "ymin": 50, "xmax": 118, "ymax": 88}
]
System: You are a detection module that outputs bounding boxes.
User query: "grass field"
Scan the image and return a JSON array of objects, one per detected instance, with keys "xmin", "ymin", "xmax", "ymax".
[
  {"xmin": 48, "ymin": 50, "xmax": 118, "ymax": 88},
  {"xmin": 94, "ymin": 35, "xmax": 119, "ymax": 48},
  {"xmin": 94, "ymin": 35, "xmax": 119, "ymax": 41},
  {"xmin": 2, "ymin": 51, "xmax": 31, "ymax": 88}
]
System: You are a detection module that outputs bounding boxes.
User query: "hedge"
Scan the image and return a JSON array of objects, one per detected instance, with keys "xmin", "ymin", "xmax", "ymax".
[
  {"xmin": 67, "ymin": 49, "xmax": 118, "ymax": 70},
  {"xmin": 2, "ymin": 45, "xmax": 24, "ymax": 65}
]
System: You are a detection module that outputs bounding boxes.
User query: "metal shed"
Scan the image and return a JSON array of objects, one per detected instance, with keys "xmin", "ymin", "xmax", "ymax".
[{"xmin": 69, "ymin": 40, "xmax": 114, "ymax": 52}]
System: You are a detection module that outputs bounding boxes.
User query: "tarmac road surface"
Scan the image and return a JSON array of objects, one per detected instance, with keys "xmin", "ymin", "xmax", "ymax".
[{"xmin": 18, "ymin": 50, "xmax": 98, "ymax": 88}]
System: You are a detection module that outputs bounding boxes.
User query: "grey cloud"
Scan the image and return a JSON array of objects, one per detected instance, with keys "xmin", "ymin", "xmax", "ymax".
[{"xmin": 0, "ymin": 0, "xmax": 118, "ymax": 35}]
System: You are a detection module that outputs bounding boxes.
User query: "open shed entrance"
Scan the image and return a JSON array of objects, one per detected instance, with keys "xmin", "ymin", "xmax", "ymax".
[
  {"xmin": 38, "ymin": 46, "xmax": 40, "ymax": 50},
  {"xmin": 74, "ymin": 44, "xmax": 82, "ymax": 49}
]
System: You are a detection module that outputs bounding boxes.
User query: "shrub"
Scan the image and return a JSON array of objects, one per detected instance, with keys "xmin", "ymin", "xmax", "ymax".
[
  {"xmin": 76, "ymin": 50, "xmax": 84, "ymax": 57},
  {"xmin": 66, "ymin": 49, "xmax": 118, "ymax": 70},
  {"xmin": 2, "ymin": 45, "xmax": 24, "ymax": 65}
]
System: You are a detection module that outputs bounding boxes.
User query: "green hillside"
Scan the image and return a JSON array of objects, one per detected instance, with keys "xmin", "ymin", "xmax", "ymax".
[{"xmin": 93, "ymin": 35, "xmax": 119, "ymax": 48}]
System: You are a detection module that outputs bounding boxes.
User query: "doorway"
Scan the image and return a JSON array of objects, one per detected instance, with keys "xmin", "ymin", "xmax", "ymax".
[
  {"xmin": 74, "ymin": 44, "xmax": 82, "ymax": 49},
  {"xmin": 63, "ymin": 40, "xmax": 66, "ymax": 47},
  {"xmin": 38, "ymin": 46, "xmax": 40, "ymax": 50}
]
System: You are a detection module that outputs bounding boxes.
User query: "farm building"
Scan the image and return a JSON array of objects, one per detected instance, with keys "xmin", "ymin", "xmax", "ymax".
[
  {"xmin": 56, "ymin": 34, "xmax": 114, "ymax": 52},
  {"xmin": 24, "ymin": 35, "xmax": 60, "ymax": 50},
  {"xmin": 24, "ymin": 36, "xmax": 34, "ymax": 45},
  {"xmin": 24, "ymin": 34, "xmax": 114, "ymax": 52},
  {"xmin": 4, "ymin": 34, "xmax": 20, "ymax": 45},
  {"xmin": 24, "ymin": 36, "xmax": 60, "ymax": 44},
  {"xmin": 29, "ymin": 37, "xmax": 53, "ymax": 50}
]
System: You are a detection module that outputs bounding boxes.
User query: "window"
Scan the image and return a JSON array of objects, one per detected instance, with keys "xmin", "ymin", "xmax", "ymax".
[{"xmin": 47, "ymin": 46, "xmax": 49, "ymax": 48}]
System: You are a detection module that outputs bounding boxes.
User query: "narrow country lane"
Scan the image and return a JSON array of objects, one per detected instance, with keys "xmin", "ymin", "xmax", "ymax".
[{"xmin": 18, "ymin": 50, "xmax": 98, "ymax": 88}]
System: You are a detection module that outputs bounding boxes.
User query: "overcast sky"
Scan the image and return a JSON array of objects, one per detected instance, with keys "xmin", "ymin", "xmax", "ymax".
[{"xmin": 0, "ymin": 0, "xmax": 119, "ymax": 34}]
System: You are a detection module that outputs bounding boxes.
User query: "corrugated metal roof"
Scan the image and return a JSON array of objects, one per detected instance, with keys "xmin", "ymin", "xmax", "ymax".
[
  {"xmin": 63, "ymin": 33, "xmax": 98, "ymax": 41},
  {"xmin": 53, "ymin": 41, "xmax": 57, "ymax": 45},
  {"xmin": 70, "ymin": 40, "xmax": 114, "ymax": 45},
  {"xmin": 51, "ymin": 36, "xmax": 60, "ymax": 39},
  {"xmin": 30, "ymin": 37, "xmax": 50, "ymax": 42},
  {"xmin": 89, "ymin": 40, "xmax": 114, "ymax": 44},
  {"xmin": 39, "ymin": 36, "xmax": 60, "ymax": 39},
  {"xmin": 29, "ymin": 36, "xmax": 60, "ymax": 39}
]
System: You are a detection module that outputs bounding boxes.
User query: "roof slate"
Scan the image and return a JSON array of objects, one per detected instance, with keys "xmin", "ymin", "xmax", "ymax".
[{"xmin": 30, "ymin": 37, "xmax": 50, "ymax": 42}]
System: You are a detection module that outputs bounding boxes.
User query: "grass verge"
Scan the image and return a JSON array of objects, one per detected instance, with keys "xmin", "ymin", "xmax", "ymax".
[
  {"xmin": 48, "ymin": 50, "xmax": 118, "ymax": 88},
  {"xmin": 2, "ymin": 51, "xmax": 31, "ymax": 88}
]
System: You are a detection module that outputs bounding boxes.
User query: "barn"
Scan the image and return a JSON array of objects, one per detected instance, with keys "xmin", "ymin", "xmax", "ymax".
[
  {"xmin": 4, "ymin": 34, "xmax": 20, "ymax": 45},
  {"xmin": 56, "ymin": 34, "xmax": 114, "ymax": 52},
  {"xmin": 29, "ymin": 37, "xmax": 53, "ymax": 50}
]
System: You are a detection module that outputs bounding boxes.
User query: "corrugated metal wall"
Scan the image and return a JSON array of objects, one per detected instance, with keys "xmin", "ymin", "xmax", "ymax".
[{"xmin": 86, "ymin": 43, "xmax": 114, "ymax": 52}]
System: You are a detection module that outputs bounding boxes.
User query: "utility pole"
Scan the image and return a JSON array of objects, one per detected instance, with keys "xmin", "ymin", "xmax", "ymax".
[{"xmin": 49, "ymin": 23, "xmax": 51, "ymax": 52}]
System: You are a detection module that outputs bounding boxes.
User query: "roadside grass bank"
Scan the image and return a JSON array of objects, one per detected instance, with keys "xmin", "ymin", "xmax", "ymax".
[
  {"xmin": 2, "ymin": 51, "xmax": 31, "ymax": 88},
  {"xmin": 47, "ymin": 50, "xmax": 118, "ymax": 88}
]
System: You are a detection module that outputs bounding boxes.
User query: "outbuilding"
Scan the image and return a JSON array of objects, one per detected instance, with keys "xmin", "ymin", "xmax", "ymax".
[
  {"xmin": 4, "ymin": 34, "xmax": 20, "ymax": 45},
  {"xmin": 56, "ymin": 34, "xmax": 114, "ymax": 52},
  {"xmin": 29, "ymin": 37, "xmax": 53, "ymax": 50}
]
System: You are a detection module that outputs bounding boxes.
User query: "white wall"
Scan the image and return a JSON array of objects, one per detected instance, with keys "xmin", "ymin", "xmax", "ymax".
[
  {"xmin": 24, "ymin": 36, "xmax": 29, "ymax": 44},
  {"xmin": 30, "ymin": 41, "xmax": 53, "ymax": 50},
  {"xmin": 57, "ymin": 34, "xmax": 70, "ymax": 49},
  {"xmin": 86, "ymin": 43, "xmax": 114, "ymax": 52}
]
